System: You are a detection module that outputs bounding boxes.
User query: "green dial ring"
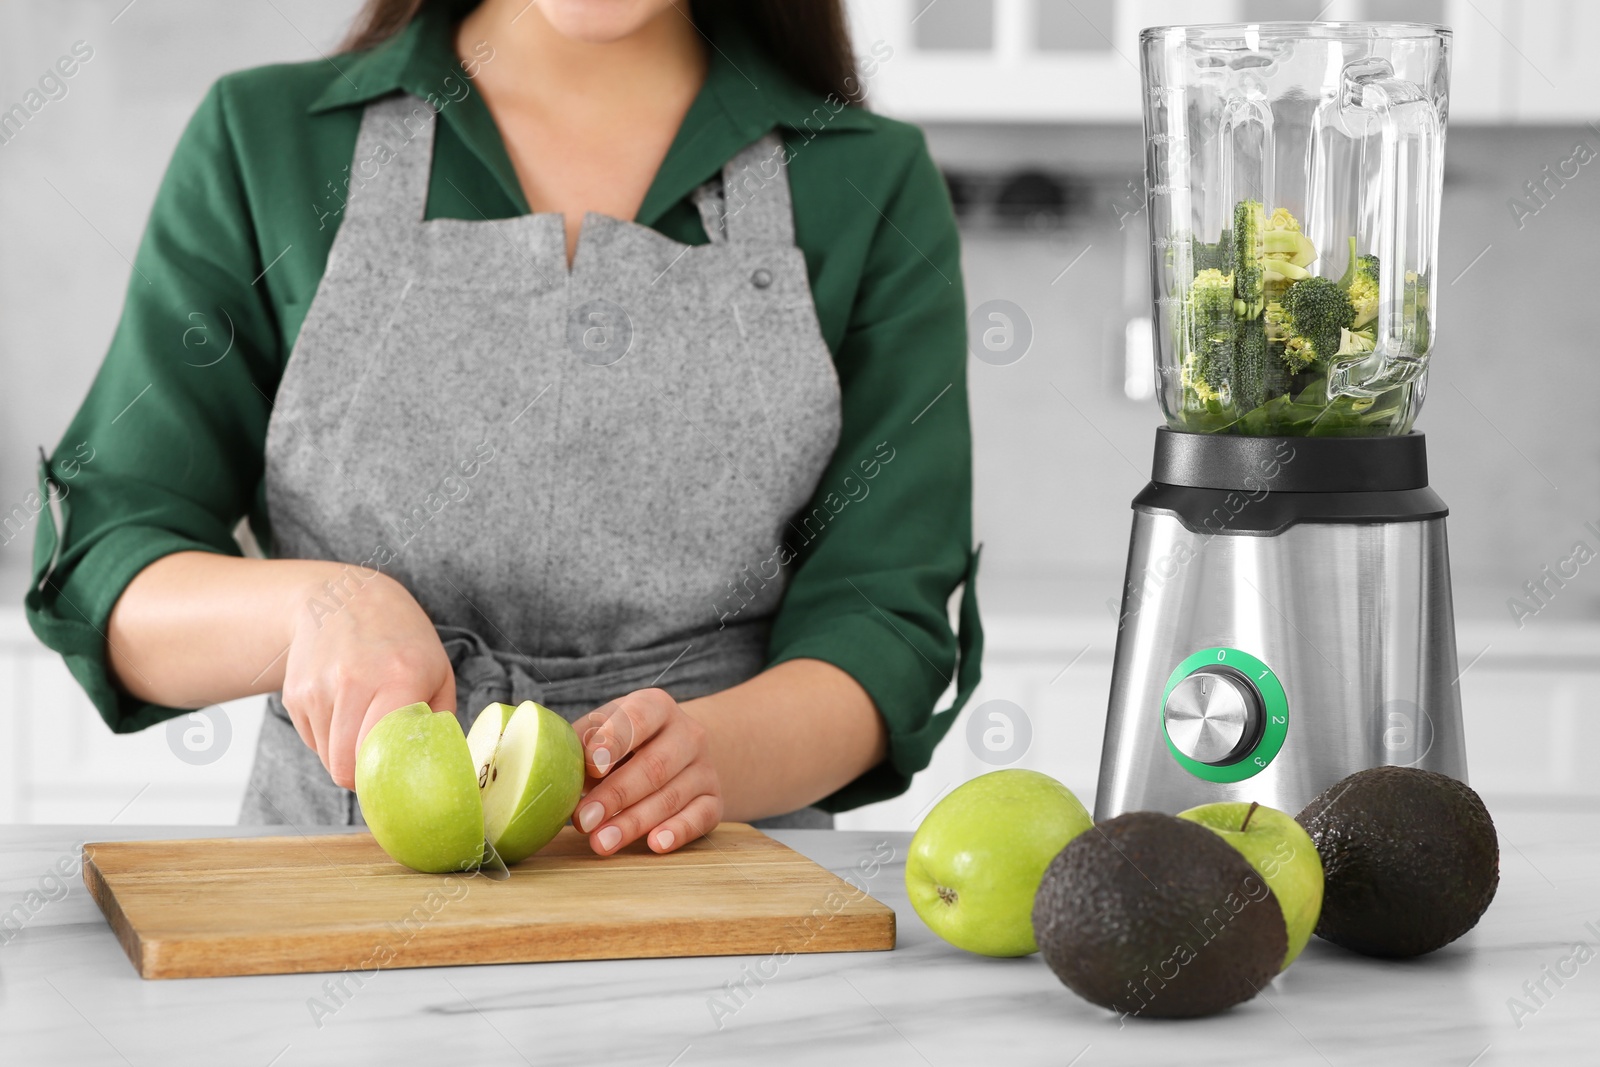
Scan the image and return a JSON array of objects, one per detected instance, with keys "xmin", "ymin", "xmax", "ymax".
[{"xmin": 1162, "ymin": 647, "xmax": 1288, "ymax": 783}]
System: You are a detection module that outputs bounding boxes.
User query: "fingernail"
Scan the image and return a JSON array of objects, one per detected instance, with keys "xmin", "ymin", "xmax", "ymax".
[
  {"xmin": 596, "ymin": 825, "xmax": 622, "ymax": 852},
  {"xmin": 654, "ymin": 829, "xmax": 675, "ymax": 851},
  {"xmin": 592, "ymin": 746, "xmax": 611, "ymax": 774},
  {"xmin": 577, "ymin": 801, "xmax": 603, "ymax": 833}
]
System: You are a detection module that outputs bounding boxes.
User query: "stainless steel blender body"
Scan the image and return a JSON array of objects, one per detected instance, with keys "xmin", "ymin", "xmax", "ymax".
[{"xmin": 1094, "ymin": 507, "xmax": 1467, "ymax": 821}]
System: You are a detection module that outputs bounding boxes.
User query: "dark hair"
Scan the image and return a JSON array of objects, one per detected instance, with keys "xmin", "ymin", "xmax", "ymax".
[{"xmin": 341, "ymin": 0, "xmax": 864, "ymax": 104}]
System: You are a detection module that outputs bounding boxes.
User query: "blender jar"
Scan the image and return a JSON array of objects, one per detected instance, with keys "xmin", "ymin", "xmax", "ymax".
[{"xmin": 1141, "ymin": 22, "xmax": 1450, "ymax": 436}]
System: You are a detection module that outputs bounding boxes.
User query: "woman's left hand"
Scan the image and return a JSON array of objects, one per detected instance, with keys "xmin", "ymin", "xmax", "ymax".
[{"xmin": 570, "ymin": 688, "xmax": 723, "ymax": 856}]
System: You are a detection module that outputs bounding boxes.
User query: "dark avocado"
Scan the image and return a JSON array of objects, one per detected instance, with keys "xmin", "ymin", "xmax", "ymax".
[
  {"xmin": 1032, "ymin": 811, "xmax": 1286, "ymax": 1019},
  {"xmin": 1296, "ymin": 766, "xmax": 1499, "ymax": 958}
]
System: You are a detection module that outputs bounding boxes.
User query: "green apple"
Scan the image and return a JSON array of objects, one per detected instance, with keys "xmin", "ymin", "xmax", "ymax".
[
  {"xmin": 906, "ymin": 769, "xmax": 1093, "ymax": 957},
  {"xmin": 1179, "ymin": 800, "xmax": 1324, "ymax": 969},
  {"xmin": 356, "ymin": 700, "xmax": 585, "ymax": 873},
  {"xmin": 355, "ymin": 702, "xmax": 486, "ymax": 874},
  {"xmin": 466, "ymin": 700, "xmax": 586, "ymax": 864}
]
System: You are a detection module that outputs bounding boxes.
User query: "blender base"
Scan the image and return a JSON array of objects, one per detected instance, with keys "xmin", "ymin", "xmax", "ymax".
[{"xmin": 1093, "ymin": 431, "xmax": 1468, "ymax": 821}]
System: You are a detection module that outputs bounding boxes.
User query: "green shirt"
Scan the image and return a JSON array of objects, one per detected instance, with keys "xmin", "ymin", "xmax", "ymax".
[{"xmin": 24, "ymin": 1, "xmax": 980, "ymax": 812}]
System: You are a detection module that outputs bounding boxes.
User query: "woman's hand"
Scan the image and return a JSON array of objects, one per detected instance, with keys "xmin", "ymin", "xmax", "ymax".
[
  {"xmin": 570, "ymin": 689, "xmax": 723, "ymax": 856},
  {"xmin": 280, "ymin": 568, "xmax": 456, "ymax": 791}
]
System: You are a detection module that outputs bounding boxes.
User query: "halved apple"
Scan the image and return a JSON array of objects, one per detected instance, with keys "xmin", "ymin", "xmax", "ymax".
[
  {"xmin": 467, "ymin": 700, "xmax": 586, "ymax": 865},
  {"xmin": 356, "ymin": 700, "xmax": 584, "ymax": 873},
  {"xmin": 356, "ymin": 702, "xmax": 487, "ymax": 874}
]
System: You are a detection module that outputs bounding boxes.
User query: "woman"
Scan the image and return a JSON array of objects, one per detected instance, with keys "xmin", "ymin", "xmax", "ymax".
[{"xmin": 26, "ymin": 0, "xmax": 979, "ymax": 855}]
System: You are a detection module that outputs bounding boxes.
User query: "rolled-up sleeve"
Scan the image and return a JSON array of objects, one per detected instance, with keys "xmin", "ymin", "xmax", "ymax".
[
  {"xmin": 765, "ymin": 127, "xmax": 983, "ymax": 812},
  {"xmin": 25, "ymin": 79, "xmax": 280, "ymax": 734}
]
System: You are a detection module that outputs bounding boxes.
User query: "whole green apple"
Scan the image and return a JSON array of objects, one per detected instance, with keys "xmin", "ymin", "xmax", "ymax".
[
  {"xmin": 355, "ymin": 702, "xmax": 486, "ymax": 874},
  {"xmin": 466, "ymin": 700, "xmax": 585, "ymax": 864},
  {"xmin": 1179, "ymin": 800, "xmax": 1324, "ymax": 969},
  {"xmin": 906, "ymin": 769, "xmax": 1093, "ymax": 957}
]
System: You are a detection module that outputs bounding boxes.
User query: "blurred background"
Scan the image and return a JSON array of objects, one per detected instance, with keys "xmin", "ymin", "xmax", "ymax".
[{"xmin": 1, "ymin": 0, "xmax": 1596, "ymax": 828}]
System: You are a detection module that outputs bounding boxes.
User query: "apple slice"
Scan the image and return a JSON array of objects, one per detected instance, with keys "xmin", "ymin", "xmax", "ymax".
[
  {"xmin": 356, "ymin": 702, "xmax": 487, "ymax": 874},
  {"xmin": 466, "ymin": 700, "xmax": 585, "ymax": 865}
]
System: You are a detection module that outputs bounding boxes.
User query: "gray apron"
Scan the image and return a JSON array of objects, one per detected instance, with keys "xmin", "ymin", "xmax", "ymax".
[{"xmin": 242, "ymin": 93, "xmax": 842, "ymax": 830}]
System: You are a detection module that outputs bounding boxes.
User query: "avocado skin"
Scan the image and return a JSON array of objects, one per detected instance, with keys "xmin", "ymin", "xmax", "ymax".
[
  {"xmin": 1032, "ymin": 811, "xmax": 1287, "ymax": 1019},
  {"xmin": 1296, "ymin": 766, "xmax": 1499, "ymax": 959}
]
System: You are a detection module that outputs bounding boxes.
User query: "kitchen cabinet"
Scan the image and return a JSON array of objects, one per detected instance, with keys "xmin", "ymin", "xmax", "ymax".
[
  {"xmin": 844, "ymin": 0, "xmax": 1159, "ymax": 122},
  {"xmin": 1495, "ymin": 0, "xmax": 1600, "ymax": 122},
  {"xmin": 844, "ymin": 0, "xmax": 1534, "ymax": 124}
]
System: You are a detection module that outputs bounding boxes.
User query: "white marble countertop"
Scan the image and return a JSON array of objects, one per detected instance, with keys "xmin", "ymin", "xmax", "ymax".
[{"xmin": 1, "ymin": 813, "xmax": 1596, "ymax": 1066}]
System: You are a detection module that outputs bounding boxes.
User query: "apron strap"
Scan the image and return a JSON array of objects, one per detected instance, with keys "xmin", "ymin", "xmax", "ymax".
[
  {"xmin": 712, "ymin": 131, "xmax": 796, "ymax": 245},
  {"xmin": 344, "ymin": 98, "xmax": 791, "ymax": 245},
  {"xmin": 691, "ymin": 180, "xmax": 729, "ymax": 245},
  {"xmin": 342, "ymin": 93, "xmax": 439, "ymax": 225}
]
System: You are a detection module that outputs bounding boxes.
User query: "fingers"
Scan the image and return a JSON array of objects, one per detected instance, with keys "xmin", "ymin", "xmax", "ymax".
[
  {"xmin": 327, "ymin": 685, "xmax": 382, "ymax": 792},
  {"xmin": 580, "ymin": 763, "xmax": 722, "ymax": 856},
  {"xmin": 277, "ymin": 571, "xmax": 458, "ymax": 793},
  {"xmin": 281, "ymin": 674, "xmax": 331, "ymax": 772},
  {"xmin": 646, "ymin": 793, "xmax": 723, "ymax": 854},
  {"xmin": 571, "ymin": 689, "xmax": 722, "ymax": 857},
  {"xmin": 427, "ymin": 672, "xmax": 456, "ymax": 715},
  {"xmin": 576, "ymin": 694, "xmax": 699, "ymax": 829},
  {"xmin": 333, "ymin": 668, "xmax": 456, "ymax": 792},
  {"xmin": 282, "ymin": 694, "xmax": 318, "ymax": 753},
  {"xmin": 577, "ymin": 689, "xmax": 673, "ymax": 777}
]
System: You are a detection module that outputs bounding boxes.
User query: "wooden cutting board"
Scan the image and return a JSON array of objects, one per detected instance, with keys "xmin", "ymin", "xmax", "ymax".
[{"xmin": 83, "ymin": 823, "xmax": 895, "ymax": 979}]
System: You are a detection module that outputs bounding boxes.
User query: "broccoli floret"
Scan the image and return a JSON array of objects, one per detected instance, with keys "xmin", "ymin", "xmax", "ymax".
[
  {"xmin": 1231, "ymin": 315, "xmax": 1270, "ymax": 413},
  {"xmin": 1185, "ymin": 267, "xmax": 1235, "ymax": 400},
  {"xmin": 1279, "ymin": 276, "xmax": 1356, "ymax": 371},
  {"xmin": 1231, "ymin": 200, "xmax": 1266, "ymax": 319},
  {"xmin": 1348, "ymin": 254, "xmax": 1379, "ymax": 328},
  {"xmin": 1263, "ymin": 300, "xmax": 1289, "ymax": 341},
  {"xmin": 1191, "ymin": 235, "xmax": 1232, "ymax": 273},
  {"xmin": 1190, "ymin": 267, "xmax": 1235, "ymax": 321}
]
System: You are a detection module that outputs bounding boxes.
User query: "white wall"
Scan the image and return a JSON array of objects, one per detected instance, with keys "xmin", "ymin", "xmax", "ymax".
[{"xmin": 0, "ymin": 1, "xmax": 366, "ymax": 587}]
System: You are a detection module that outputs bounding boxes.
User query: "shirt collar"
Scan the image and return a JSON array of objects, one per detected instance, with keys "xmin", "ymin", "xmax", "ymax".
[{"xmin": 307, "ymin": 0, "xmax": 476, "ymax": 116}]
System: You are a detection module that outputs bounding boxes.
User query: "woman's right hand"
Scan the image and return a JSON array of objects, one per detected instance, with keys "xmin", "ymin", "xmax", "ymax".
[{"xmin": 280, "ymin": 566, "xmax": 456, "ymax": 791}]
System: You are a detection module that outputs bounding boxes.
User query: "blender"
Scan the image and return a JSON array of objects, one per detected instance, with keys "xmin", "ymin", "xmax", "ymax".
[{"xmin": 1095, "ymin": 22, "xmax": 1466, "ymax": 820}]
